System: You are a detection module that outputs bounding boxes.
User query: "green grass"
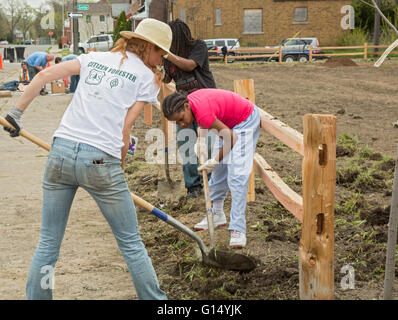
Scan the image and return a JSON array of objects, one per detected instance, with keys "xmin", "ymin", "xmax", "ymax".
[{"xmin": 55, "ymin": 49, "xmax": 73, "ymax": 57}]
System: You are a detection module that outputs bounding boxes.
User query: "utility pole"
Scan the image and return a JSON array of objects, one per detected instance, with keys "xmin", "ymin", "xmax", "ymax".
[
  {"xmin": 62, "ymin": 0, "xmax": 65, "ymax": 38},
  {"xmin": 73, "ymin": 0, "xmax": 78, "ymax": 55}
]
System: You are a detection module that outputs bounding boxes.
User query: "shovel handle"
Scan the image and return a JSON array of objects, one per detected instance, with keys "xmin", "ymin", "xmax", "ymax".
[
  {"xmin": 0, "ymin": 120, "xmax": 209, "ymax": 255},
  {"xmin": 198, "ymin": 129, "xmax": 216, "ymax": 249},
  {"xmin": 131, "ymin": 193, "xmax": 208, "ymax": 254},
  {"xmin": 0, "ymin": 116, "xmax": 51, "ymax": 151}
]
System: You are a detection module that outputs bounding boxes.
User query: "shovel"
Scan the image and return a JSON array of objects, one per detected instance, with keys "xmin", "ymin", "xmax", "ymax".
[
  {"xmin": 0, "ymin": 116, "xmax": 256, "ymax": 272},
  {"xmin": 197, "ymin": 129, "xmax": 215, "ymax": 249}
]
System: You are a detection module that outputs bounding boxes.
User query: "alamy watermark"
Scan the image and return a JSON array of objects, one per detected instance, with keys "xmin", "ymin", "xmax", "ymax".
[
  {"xmin": 340, "ymin": 264, "xmax": 355, "ymax": 290},
  {"xmin": 40, "ymin": 265, "xmax": 55, "ymax": 290},
  {"xmin": 40, "ymin": 6, "xmax": 55, "ymax": 30},
  {"xmin": 341, "ymin": 5, "xmax": 355, "ymax": 30},
  {"xmin": 144, "ymin": 127, "xmax": 256, "ymax": 175}
]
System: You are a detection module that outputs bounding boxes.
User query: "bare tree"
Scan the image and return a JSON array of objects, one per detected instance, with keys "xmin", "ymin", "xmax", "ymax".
[
  {"xmin": 0, "ymin": 8, "xmax": 9, "ymax": 40},
  {"xmin": 358, "ymin": 0, "xmax": 398, "ymax": 35},
  {"xmin": 2, "ymin": 0, "xmax": 23, "ymax": 43},
  {"xmin": 18, "ymin": 3, "xmax": 36, "ymax": 41},
  {"xmin": 357, "ymin": 0, "xmax": 398, "ymax": 66}
]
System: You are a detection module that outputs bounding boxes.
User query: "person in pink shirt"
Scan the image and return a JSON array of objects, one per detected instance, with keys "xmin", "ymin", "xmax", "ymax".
[{"xmin": 162, "ymin": 88, "xmax": 261, "ymax": 248}]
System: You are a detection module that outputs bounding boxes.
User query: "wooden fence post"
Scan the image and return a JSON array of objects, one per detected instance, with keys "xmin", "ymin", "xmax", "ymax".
[
  {"xmin": 144, "ymin": 105, "xmax": 152, "ymax": 125},
  {"xmin": 278, "ymin": 45, "xmax": 282, "ymax": 64},
  {"xmin": 383, "ymin": 144, "xmax": 398, "ymax": 300},
  {"xmin": 299, "ymin": 114, "xmax": 336, "ymax": 300},
  {"xmin": 364, "ymin": 42, "xmax": 368, "ymax": 60},
  {"xmin": 0, "ymin": 91, "xmax": 12, "ymax": 98},
  {"xmin": 233, "ymin": 79, "xmax": 256, "ymax": 203},
  {"xmin": 159, "ymin": 83, "xmax": 176, "ymax": 142}
]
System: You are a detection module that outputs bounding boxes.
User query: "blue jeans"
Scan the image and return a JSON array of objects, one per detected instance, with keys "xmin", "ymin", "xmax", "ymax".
[
  {"xmin": 26, "ymin": 137, "xmax": 167, "ymax": 300},
  {"xmin": 209, "ymin": 106, "xmax": 261, "ymax": 234},
  {"xmin": 1, "ymin": 80, "xmax": 18, "ymax": 91}
]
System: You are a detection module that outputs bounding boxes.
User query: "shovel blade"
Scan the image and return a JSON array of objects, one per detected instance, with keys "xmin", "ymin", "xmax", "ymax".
[
  {"xmin": 157, "ymin": 179, "xmax": 184, "ymax": 202},
  {"xmin": 206, "ymin": 248, "xmax": 256, "ymax": 272}
]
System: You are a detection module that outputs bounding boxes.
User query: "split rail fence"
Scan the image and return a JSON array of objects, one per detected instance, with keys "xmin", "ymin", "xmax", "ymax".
[
  {"xmin": 147, "ymin": 80, "xmax": 337, "ymax": 300},
  {"xmin": 208, "ymin": 43, "xmax": 398, "ymax": 64}
]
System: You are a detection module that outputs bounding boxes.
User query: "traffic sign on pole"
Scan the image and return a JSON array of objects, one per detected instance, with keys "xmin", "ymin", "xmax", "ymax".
[
  {"xmin": 68, "ymin": 12, "xmax": 83, "ymax": 18},
  {"xmin": 77, "ymin": 4, "xmax": 89, "ymax": 10}
]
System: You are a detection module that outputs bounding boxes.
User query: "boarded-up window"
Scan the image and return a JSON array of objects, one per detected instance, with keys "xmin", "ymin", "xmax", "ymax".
[
  {"xmin": 294, "ymin": 7, "xmax": 308, "ymax": 22},
  {"xmin": 181, "ymin": 9, "xmax": 186, "ymax": 22},
  {"xmin": 216, "ymin": 8, "xmax": 221, "ymax": 25},
  {"xmin": 243, "ymin": 9, "xmax": 262, "ymax": 34}
]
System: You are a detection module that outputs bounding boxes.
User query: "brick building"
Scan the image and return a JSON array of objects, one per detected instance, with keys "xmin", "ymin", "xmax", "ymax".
[
  {"xmin": 130, "ymin": 0, "xmax": 168, "ymax": 26},
  {"xmin": 170, "ymin": 0, "xmax": 351, "ymax": 46}
]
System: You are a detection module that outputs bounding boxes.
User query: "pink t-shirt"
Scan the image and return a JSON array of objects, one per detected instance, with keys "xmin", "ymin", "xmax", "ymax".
[{"xmin": 187, "ymin": 89, "xmax": 254, "ymax": 129}]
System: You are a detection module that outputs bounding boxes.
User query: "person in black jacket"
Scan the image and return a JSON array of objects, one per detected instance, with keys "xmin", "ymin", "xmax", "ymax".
[{"xmin": 163, "ymin": 19, "xmax": 216, "ymax": 198}]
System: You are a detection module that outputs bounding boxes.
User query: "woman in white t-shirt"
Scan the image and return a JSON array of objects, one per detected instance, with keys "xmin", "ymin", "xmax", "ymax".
[{"xmin": 3, "ymin": 19, "xmax": 172, "ymax": 300}]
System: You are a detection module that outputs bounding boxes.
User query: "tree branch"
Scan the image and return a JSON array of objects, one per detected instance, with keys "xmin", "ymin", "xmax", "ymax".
[
  {"xmin": 356, "ymin": 0, "xmax": 398, "ymax": 36},
  {"xmin": 358, "ymin": 0, "xmax": 376, "ymax": 8},
  {"xmin": 370, "ymin": 0, "xmax": 398, "ymax": 36}
]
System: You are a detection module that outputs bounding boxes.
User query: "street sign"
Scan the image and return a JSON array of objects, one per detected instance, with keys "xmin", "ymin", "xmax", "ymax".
[
  {"xmin": 68, "ymin": 12, "xmax": 83, "ymax": 19},
  {"xmin": 77, "ymin": 4, "xmax": 89, "ymax": 10}
]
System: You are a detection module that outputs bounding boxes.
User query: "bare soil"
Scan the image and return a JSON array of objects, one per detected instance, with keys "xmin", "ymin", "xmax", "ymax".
[{"xmin": 0, "ymin": 58, "xmax": 397, "ymax": 300}]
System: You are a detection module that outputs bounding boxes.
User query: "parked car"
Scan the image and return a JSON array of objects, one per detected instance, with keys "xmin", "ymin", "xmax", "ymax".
[
  {"xmin": 267, "ymin": 37, "xmax": 325, "ymax": 62},
  {"xmin": 70, "ymin": 34, "xmax": 114, "ymax": 54},
  {"xmin": 0, "ymin": 40, "xmax": 9, "ymax": 45},
  {"xmin": 204, "ymin": 38, "xmax": 241, "ymax": 57},
  {"xmin": 24, "ymin": 39, "xmax": 32, "ymax": 45}
]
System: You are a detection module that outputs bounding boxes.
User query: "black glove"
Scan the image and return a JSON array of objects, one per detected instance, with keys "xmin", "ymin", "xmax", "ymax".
[{"xmin": 3, "ymin": 107, "xmax": 23, "ymax": 137}]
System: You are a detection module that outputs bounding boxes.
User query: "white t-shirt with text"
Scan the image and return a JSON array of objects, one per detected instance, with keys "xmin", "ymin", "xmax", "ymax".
[{"xmin": 54, "ymin": 51, "xmax": 158, "ymax": 159}]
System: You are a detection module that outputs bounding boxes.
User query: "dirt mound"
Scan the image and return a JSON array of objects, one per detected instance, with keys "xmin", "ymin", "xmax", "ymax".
[{"xmin": 323, "ymin": 57, "xmax": 358, "ymax": 67}]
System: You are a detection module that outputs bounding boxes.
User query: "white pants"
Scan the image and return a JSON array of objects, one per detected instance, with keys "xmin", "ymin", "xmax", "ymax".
[{"xmin": 209, "ymin": 106, "xmax": 261, "ymax": 234}]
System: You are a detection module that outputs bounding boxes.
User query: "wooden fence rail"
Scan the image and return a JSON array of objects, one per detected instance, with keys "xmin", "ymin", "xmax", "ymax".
[
  {"xmin": 208, "ymin": 43, "xmax": 398, "ymax": 64},
  {"xmin": 311, "ymin": 43, "xmax": 398, "ymax": 61}
]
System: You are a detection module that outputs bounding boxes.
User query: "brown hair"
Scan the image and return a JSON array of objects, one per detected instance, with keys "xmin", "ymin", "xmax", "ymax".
[{"xmin": 111, "ymin": 37, "xmax": 162, "ymax": 87}]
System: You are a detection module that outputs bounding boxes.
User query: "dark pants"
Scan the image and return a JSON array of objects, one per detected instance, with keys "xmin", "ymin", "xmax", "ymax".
[
  {"xmin": 27, "ymin": 64, "xmax": 40, "ymax": 80},
  {"xmin": 70, "ymin": 75, "xmax": 80, "ymax": 93},
  {"xmin": 176, "ymin": 121, "xmax": 213, "ymax": 190},
  {"xmin": 27, "ymin": 64, "xmax": 46, "ymax": 91}
]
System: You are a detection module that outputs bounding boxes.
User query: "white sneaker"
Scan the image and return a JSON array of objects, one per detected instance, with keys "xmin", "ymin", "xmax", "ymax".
[
  {"xmin": 193, "ymin": 211, "xmax": 227, "ymax": 231},
  {"xmin": 229, "ymin": 230, "xmax": 247, "ymax": 248}
]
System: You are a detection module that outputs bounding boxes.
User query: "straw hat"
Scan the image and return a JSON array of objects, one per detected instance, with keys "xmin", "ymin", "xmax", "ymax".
[{"xmin": 120, "ymin": 18, "xmax": 173, "ymax": 57}]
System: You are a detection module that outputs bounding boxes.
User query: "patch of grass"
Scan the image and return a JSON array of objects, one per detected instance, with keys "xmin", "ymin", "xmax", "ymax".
[
  {"xmin": 124, "ymin": 161, "xmax": 153, "ymax": 174},
  {"xmin": 342, "ymin": 192, "xmax": 365, "ymax": 217},
  {"xmin": 283, "ymin": 175, "xmax": 302, "ymax": 186},
  {"xmin": 374, "ymin": 154, "xmax": 396, "ymax": 172},
  {"xmin": 353, "ymin": 170, "xmax": 378, "ymax": 191},
  {"xmin": 337, "ymin": 133, "xmax": 359, "ymax": 157},
  {"xmin": 336, "ymin": 161, "xmax": 362, "ymax": 185},
  {"xmin": 56, "ymin": 49, "xmax": 73, "ymax": 57},
  {"xmin": 170, "ymin": 239, "xmax": 191, "ymax": 251},
  {"xmin": 337, "ymin": 28, "xmax": 370, "ymax": 46},
  {"xmin": 358, "ymin": 145, "xmax": 373, "ymax": 159}
]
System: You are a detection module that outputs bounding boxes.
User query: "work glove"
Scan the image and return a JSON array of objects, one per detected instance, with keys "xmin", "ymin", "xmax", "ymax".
[
  {"xmin": 3, "ymin": 107, "xmax": 23, "ymax": 137},
  {"xmin": 198, "ymin": 158, "xmax": 219, "ymax": 173}
]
